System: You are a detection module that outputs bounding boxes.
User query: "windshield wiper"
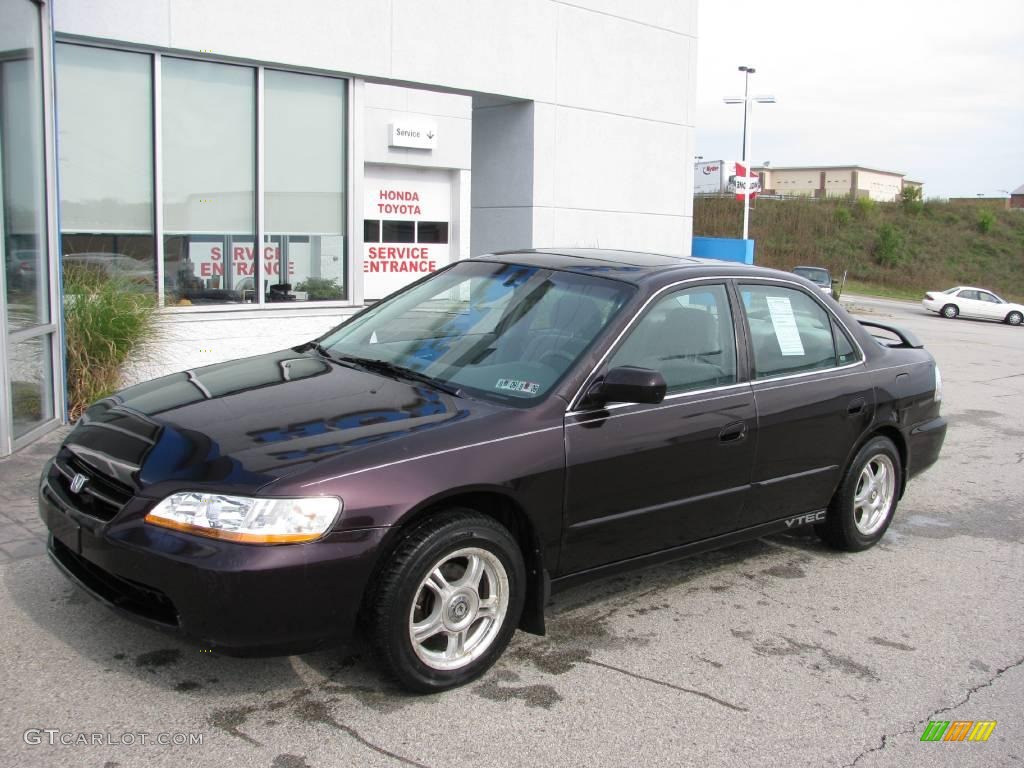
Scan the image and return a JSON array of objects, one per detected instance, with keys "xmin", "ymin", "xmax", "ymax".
[{"xmin": 333, "ymin": 355, "xmax": 464, "ymax": 397}]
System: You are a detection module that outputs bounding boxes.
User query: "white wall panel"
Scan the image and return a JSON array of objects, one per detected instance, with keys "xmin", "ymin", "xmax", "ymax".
[
  {"xmin": 391, "ymin": 0, "xmax": 558, "ymax": 101},
  {"xmin": 470, "ymin": 207, "xmax": 533, "ymax": 256},
  {"xmin": 559, "ymin": 0, "xmax": 698, "ymax": 36},
  {"xmin": 470, "ymin": 102, "xmax": 535, "ymax": 209},
  {"xmin": 552, "ymin": 106, "xmax": 689, "ymax": 215},
  {"xmin": 555, "ymin": 4, "xmax": 692, "ymax": 125},
  {"xmin": 54, "ymin": 0, "xmax": 171, "ymax": 47},
  {"xmin": 550, "ymin": 208, "xmax": 689, "ymax": 255}
]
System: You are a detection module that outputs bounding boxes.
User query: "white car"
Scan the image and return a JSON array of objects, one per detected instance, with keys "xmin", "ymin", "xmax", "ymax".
[{"xmin": 923, "ymin": 286, "xmax": 1024, "ymax": 326}]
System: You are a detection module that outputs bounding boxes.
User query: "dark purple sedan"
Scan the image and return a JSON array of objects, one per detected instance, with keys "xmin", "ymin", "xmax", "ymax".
[{"xmin": 40, "ymin": 249, "xmax": 946, "ymax": 691}]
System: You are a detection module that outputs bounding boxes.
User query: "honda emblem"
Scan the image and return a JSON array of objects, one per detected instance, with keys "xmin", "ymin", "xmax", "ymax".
[{"xmin": 69, "ymin": 473, "xmax": 88, "ymax": 494}]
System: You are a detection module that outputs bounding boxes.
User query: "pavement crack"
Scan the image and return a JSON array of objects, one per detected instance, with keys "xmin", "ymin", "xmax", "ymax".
[
  {"xmin": 928, "ymin": 655, "xmax": 1024, "ymax": 718},
  {"xmin": 297, "ymin": 699, "xmax": 432, "ymax": 768},
  {"xmin": 583, "ymin": 658, "xmax": 748, "ymax": 712},
  {"xmin": 838, "ymin": 655, "xmax": 1024, "ymax": 767}
]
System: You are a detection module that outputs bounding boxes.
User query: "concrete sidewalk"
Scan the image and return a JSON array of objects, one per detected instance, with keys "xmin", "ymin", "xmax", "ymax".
[{"xmin": 0, "ymin": 427, "xmax": 70, "ymax": 564}]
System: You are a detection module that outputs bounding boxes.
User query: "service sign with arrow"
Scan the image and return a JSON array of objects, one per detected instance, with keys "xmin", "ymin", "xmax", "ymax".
[{"xmin": 389, "ymin": 120, "xmax": 438, "ymax": 150}]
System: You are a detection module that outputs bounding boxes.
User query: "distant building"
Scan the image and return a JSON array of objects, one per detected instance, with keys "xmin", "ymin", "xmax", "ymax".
[
  {"xmin": 947, "ymin": 197, "xmax": 1009, "ymax": 209},
  {"xmin": 1011, "ymin": 184, "xmax": 1024, "ymax": 210},
  {"xmin": 754, "ymin": 165, "xmax": 919, "ymax": 202}
]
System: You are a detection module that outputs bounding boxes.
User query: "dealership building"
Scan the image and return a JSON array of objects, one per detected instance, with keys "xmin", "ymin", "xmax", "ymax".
[{"xmin": 0, "ymin": 0, "xmax": 698, "ymax": 455}]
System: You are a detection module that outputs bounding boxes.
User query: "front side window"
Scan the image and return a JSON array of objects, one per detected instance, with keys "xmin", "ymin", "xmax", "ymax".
[
  {"xmin": 977, "ymin": 292, "xmax": 1000, "ymax": 304},
  {"xmin": 740, "ymin": 284, "xmax": 856, "ymax": 378},
  {"xmin": 319, "ymin": 261, "xmax": 634, "ymax": 403},
  {"xmin": 607, "ymin": 284, "xmax": 737, "ymax": 393}
]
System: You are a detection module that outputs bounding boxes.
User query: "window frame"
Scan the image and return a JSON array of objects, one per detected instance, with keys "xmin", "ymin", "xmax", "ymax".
[{"xmin": 736, "ymin": 279, "xmax": 865, "ymax": 383}]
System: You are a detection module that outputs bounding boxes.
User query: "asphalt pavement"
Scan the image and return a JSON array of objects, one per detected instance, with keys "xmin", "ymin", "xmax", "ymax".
[{"xmin": 1, "ymin": 297, "xmax": 1022, "ymax": 768}]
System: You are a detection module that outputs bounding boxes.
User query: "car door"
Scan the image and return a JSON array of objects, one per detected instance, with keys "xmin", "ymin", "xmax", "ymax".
[
  {"xmin": 736, "ymin": 281, "xmax": 874, "ymax": 528},
  {"xmin": 561, "ymin": 282, "xmax": 756, "ymax": 574},
  {"xmin": 976, "ymin": 291, "xmax": 1004, "ymax": 320},
  {"xmin": 955, "ymin": 290, "xmax": 982, "ymax": 318}
]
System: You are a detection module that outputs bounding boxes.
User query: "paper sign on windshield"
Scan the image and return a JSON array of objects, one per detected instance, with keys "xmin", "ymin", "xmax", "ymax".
[{"xmin": 765, "ymin": 296, "xmax": 805, "ymax": 356}]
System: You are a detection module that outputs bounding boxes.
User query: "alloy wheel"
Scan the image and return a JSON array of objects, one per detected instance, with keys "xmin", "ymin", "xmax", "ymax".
[
  {"xmin": 408, "ymin": 547, "xmax": 509, "ymax": 671},
  {"xmin": 853, "ymin": 454, "xmax": 896, "ymax": 535}
]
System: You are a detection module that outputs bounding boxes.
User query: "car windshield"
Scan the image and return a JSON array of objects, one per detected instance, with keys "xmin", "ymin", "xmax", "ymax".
[
  {"xmin": 318, "ymin": 260, "xmax": 635, "ymax": 403},
  {"xmin": 793, "ymin": 267, "xmax": 830, "ymax": 286},
  {"xmin": 942, "ymin": 287, "xmax": 959, "ymax": 294}
]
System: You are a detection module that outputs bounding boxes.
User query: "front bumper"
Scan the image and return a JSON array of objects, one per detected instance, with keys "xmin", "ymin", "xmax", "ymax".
[{"xmin": 39, "ymin": 459, "xmax": 386, "ymax": 656}]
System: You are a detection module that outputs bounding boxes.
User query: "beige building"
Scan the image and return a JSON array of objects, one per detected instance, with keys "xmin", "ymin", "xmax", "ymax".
[{"xmin": 755, "ymin": 165, "xmax": 920, "ymax": 202}]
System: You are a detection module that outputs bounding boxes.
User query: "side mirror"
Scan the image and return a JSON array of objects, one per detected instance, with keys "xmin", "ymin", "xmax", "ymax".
[{"xmin": 588, "ymin": 366, "xmax": 667, "ymax": 406}]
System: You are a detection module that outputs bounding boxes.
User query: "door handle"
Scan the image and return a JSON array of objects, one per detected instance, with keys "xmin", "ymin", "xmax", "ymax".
[
  {"xmin": 847, "ymin": 397, "xmax": 866, "ymax": 416},
  {"xmin": 719, "ymin": 421, "xmax": 747, "ymax": 443}
]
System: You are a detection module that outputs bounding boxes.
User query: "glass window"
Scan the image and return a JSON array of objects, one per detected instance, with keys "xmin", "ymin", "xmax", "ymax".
[
  {"xmin": 264, "ymin": 69, "xmax": 346, "ymax": 302},
  {"xmin": 1, "ymin": 4, "xmax": 49, "ymax": 331},
  {"xmin": 417, "ymin": 221, "xmax": 448, "ymax": 244},
  {"xmin": 363, "ymin": 219, "xmax": 380, "ymax": 243},
  {"xmin": 977, "ymin": 292, "xmax": 999, "ymax": 304},
  {"xmin": 56, "ymin": 45, "xmax": 154, "ymax": 294},
  {"xmin": 10, "ymin": 334, "xmax": 54, "ymax": 438},
  {"xmin": 741, "ymin": 284, "xmax": 843, "ymax": 378},
  {"xmin": 608, "ymin": 284, "xmax": 737, "ymax": 393},
  {"xmin": 958, "ymin": 290, "xmax": 978, "ymax": 300},
  {"xmin": 162, "ymin": 58, "xmax": 254, "ymax": 305},
  {"xmin": 832, "ymin": 319, "xmax": 859, "ymax": 366},
  {"xmin": 320, "ymin": 261, "xmax": 634, "ymax": 404},
  {"xmin": 382, "ymin": 220, "xmax": 414, "ymax": 243}
]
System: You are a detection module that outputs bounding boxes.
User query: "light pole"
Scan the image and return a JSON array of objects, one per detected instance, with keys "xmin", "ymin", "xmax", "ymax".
[{"xmin": 724, "ymin": 66, "xmax": 775, "ymax": 239}]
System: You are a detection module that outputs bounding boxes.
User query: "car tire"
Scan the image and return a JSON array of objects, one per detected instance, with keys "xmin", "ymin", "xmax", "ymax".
[
  {"xmin": 1006, "ymin": 311, "xmax": 1023, "ymax": 326},
  {"xmin": 940, "ymin": 304, "xmax": 958, "ymax": 319},
  {"xmin": 816, "ymin": 436, "xmax": 901, "ymax": 552},
  {"xmin": 362, "ymin": 509, "xmax": 525, "ymax": 693}
]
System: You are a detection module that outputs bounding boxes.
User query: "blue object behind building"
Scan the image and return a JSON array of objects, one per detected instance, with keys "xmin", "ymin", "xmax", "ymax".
[{"xmin": 692, "ymin": 236, "xmax": 754, "ymax": 265}]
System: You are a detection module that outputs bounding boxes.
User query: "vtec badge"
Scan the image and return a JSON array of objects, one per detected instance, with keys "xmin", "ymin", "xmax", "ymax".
[{"xmin": 785, "ymin": 510, "xmax": 825, "ymax": 528}]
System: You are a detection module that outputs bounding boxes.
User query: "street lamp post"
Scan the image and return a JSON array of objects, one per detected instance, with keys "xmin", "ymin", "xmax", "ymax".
[{"xmin": 724, "ymin": 66, "xmax": 775, "ymax": 240}]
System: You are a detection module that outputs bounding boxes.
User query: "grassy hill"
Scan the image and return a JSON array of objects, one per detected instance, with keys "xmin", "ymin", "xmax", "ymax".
[{"xmin": 693, "ymin": 196, "xmax": 1024, "ymax": 301}]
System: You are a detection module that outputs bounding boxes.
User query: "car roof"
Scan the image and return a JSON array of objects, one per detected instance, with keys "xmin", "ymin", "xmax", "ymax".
[{"xmin": 477, "ymin": 248, "xmax": 774, "ymax": 285}]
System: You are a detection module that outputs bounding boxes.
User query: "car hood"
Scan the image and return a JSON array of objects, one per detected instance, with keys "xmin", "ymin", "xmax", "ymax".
[{"xmin": 62, "ymin": 348, "xmax": 507, "ymax": 498}]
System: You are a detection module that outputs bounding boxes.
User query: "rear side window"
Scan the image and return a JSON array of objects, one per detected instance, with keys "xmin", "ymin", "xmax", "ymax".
[
  {"xmin": 740, "ymin": 284, "xmax": 859, "ymax": 378},
  {"xmin": 607, "ymin": 284, "xmax": 737, "ymax": 394}
]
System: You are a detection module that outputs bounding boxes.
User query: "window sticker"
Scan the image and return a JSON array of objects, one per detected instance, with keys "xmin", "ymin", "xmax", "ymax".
[
  {"xmin": 765, "ymin": 296, "xmax": 805, "ymax": 356},
  {"xmin": 495, "ymin": 378, "xmax": 540, "ymax": 395}
]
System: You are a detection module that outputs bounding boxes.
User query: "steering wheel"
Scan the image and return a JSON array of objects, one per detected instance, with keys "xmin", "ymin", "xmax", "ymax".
[{"xmin": 538, "ymin": 350, "xmax": 575, "ymax": 371}]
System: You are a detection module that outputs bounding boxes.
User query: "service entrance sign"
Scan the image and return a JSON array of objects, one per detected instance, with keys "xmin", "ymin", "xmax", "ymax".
[{"xmin": 363, "ymin": 165, "xmax": 452, "ymax": 300}]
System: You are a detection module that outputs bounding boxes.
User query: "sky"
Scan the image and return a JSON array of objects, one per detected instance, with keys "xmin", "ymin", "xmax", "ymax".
[{"xmin": 696, "ymin": 0, "xmax": 1024, "ymax": 199}]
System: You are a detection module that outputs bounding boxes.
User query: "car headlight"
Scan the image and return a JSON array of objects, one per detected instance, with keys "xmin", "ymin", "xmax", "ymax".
[
  {"xmin": 144, "ymin": 492, "xmax": 342, "ymax": 544},
  {"xmin": 934, "ymin": 364, "xmax": 943, "ymax": 403}
]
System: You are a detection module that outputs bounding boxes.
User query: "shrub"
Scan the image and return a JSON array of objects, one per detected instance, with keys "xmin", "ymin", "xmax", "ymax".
[
  {"xmin": 834, "ymin": 206, "xmax": 851, "ymax": 227},
  {"xmin": 977, "ymin": 209, "xmax": 996, "ymax": 234},
  {"xmin": 855, "ymin": 196, "xmax": 875, "ymax": 219},
  {"xmin": 296, "ymin": 277, "xmax": 345, "ymax": 301},
  {"xmin": 901, "ymin": 189, "xmax": 924, "ymax": 216},
  {"xmin": 63, "ymin": 266, "xmax": 157, "ymax": 420},
  {"xmin": 900, "ymin": 186, "xmax": 922, "ymax": 204},
  {"xmin": 874, "ymin": 223, "xmax": 905, "ymax": 267}
]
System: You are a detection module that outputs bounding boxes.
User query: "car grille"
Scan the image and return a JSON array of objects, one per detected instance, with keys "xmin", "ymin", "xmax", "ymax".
[
  {"xmin": 49, "ymin": 537, "xmax": 179, "ymax": 627},
  {"xmin": 51, "ymin": 449, "xmax": 134, "ymax": 522}
]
